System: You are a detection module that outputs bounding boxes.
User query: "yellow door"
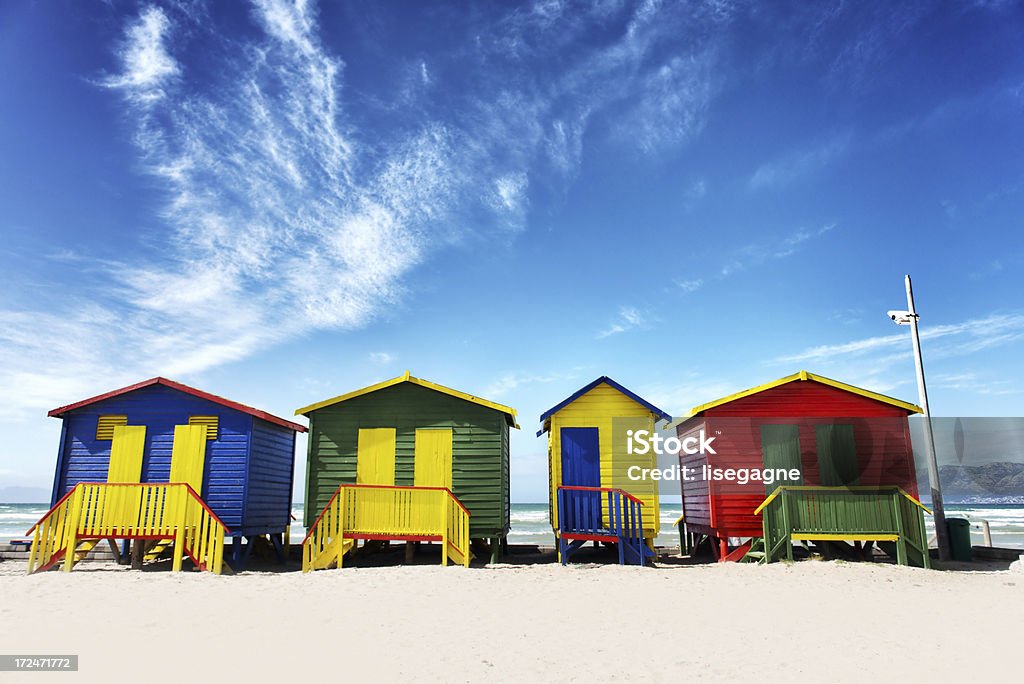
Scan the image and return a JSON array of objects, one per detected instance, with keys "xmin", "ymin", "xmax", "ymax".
[
  {"xmin": 356, "ymin": 428, "xmax": 396, "ymax": 485},
  {"xmin": 414, "ymin": 428, "xmax": 453, "ymax": 489},
  {"xmin": 107, "ymin": 425, "xmax": 146, "ymax": 526},
  {"xmin": 108, "ymin": 425, "xmax": 146, "ymax": 483},
  {"xmin": 169, "ymin": 424, "xmax": 209, "ymax": 492}
]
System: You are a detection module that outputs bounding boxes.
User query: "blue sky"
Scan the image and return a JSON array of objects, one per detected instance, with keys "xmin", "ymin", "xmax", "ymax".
[{"xmin": 1, "ymin": 0, "xmax": 1022, "ymax": 503}]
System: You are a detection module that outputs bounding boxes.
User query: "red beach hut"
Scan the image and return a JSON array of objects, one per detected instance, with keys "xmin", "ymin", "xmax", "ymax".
[{"xmin": 672, "ymin": 371, "xmax": 931, "ymax": 567}]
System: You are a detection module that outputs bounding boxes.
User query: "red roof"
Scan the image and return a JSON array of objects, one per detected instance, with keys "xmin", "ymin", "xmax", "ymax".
[{"xmin": 47, "ymin": 377, "xmax": 308, "ymax": 433}]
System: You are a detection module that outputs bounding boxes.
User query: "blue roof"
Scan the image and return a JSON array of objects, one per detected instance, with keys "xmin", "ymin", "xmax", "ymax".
[{"xmin": 537, "ymin": 376, "xmax": 672, "ymax": 436}]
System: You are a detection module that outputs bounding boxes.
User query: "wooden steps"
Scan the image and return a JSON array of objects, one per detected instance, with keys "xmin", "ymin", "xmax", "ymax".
[
  {"xmin": 144, "ymin": 539, "xmax": 173, "ymax": 562},
  {"xmin": 309, "ymin": 538, "xmax": 355, "ymax": 570},
  {"xmin": 557, "ymin": 487, "xmax": 653, "ymax": 566},
  {"xmin": 739, "ymin": 537, "xmax": 766, "ymax": 564}
]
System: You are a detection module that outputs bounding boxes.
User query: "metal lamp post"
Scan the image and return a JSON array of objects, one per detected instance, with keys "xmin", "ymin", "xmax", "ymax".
[{"xmin": 888, "ymin": 274, "xmax": 951, "ymax": 562}]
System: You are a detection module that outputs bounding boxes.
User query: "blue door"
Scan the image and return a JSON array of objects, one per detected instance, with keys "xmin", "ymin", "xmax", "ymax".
[{"xmin": 560, "ymin": 427, "xmax": 602, "ymax": 531}]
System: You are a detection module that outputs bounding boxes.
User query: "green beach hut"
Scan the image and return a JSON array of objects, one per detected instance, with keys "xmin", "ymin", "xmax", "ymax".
[{"xmin": 296, "ymin": 372, "xmax": 518, "ymax": 568}]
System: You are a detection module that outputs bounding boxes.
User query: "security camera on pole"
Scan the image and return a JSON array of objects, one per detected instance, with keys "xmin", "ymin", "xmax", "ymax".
[{"xmin": 888, "ymin": 274, "xmax": 951, "ymax": 562}]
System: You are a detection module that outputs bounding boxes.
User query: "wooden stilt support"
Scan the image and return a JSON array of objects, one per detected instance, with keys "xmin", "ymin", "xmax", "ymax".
[
  {"xmin": 131, "ymin": 540, "xmax": 144, "ymax": 570},
  {"xmin": 172, "ymin": 522, "xmax": 185, "ymax": 572}
]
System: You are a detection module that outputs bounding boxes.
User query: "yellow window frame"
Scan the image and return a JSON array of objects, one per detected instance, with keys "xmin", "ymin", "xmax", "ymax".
[
  {"xmin": 188, "ymin": 415, "xmax": 219, "ymax": 440},
  {"xmin": 96, "ymin": 415, "xmax": 128, "ymax": 441}
]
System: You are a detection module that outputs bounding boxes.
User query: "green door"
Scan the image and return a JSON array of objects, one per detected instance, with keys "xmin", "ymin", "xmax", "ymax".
[
  {"xmin": 760, "ymin": 424, "xmax": 803, "ymax": 494},
  {"xmin": 815, "ymin": 424, "xmax": 859, "ymax": 486}
]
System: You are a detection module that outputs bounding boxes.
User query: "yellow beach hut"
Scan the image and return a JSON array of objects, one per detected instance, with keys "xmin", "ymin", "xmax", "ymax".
[{"xmin": 538, "ymin": 376, "xmax": 671, "ymax": 565}]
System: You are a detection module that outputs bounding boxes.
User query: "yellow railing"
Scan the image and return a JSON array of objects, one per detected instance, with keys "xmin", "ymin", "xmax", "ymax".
[
  {"xmin": 26, "ymin": 483, "xmax": 228, "ymax": 574},
  {"xmin": 302, "ymin": 484, "xmax": 471, "ymax": 572}
]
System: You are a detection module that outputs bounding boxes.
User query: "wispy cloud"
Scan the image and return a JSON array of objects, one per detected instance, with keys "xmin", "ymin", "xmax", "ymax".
[
  {"xmin": 369, "ymin": 352, "xmax": 395, "ymax": 365},
  {"xmin": 776, "ymin": 332, "xmax": 907, "ymax": 363},
  {"xmin": 681, "ymin": 177, "xmax": 707, "ymax": 211},
  {"xmin": 596, "ymin": 306, "xmax": 648, "ymax": 339},
  {"xmin": 0, "ymin": 1, "xmax": 469, "ymax": 417},
  {"xmin": 611, "ymin": 53, "xmax": 715, "ymax": 153},
  {"xmin": 461, "ymin": 0, "xmax": 730, "ymax": 188},
  {"xmin": 487, "ymin": 173, "xmax": 530, "ymax": 228},
  {"xmin": 664, "ymin": 224, "xmax": 836, "ymax": 301},
  {"xmin": 99, "ymin": 6, "xmax": 180, "ymax": 103},
  {"xmin": 772, "ymin": 223, "xmax": 836, "ymax": 258},
  {"xmin": 749, "ymin": 134, "xmax": 850, "ymax": 189},
  {"xmin": 967, "ymin": 245, "xmax": 1023, "ymax": 282},
  {"xmin": 674, "ymin": 278, "xmax": 704, "ymax": 294},
  {"xmin": 823, "ymin": 4, "xmax": 934, "ymax": 92},
  {"xmin": 775, "ymin": 313, "xmax": 1024, "ymax": 364},
  {"xmin": 647, "ymin": 316, "xmax": 1017, "ymax": 417},
  {"xmin": 766, "ymin": 312, "xmax": 1024, "ymax": 399},
  {"xmin": 641, "ymin": 373, "xmax": 739, "ymax": 419},
  {"xmin": 483, "ymin": 370, "xmax": 571, "ymax": 399},
  {"xmin": 930, "ymin": 372, "xmax": 982, "ymax": 390},
  {"xmin": 717, "ymin": 224, "xmax": 836, "ymax": 279},
  {"xmin": 827, "ymin": 308, "xmax": 864, "ymax": 326},
  {"xmin": 0, "ymin": 0, "xmax": 738, "ymax": 418},
  {"xmin": 686, "ymin": 178, "xmax": 707, "ymax": 200}
]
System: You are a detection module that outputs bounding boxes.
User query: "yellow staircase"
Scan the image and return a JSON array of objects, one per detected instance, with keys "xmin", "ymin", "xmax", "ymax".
[
  {"xmin": 73, "ymin": 539, "xmax": 102, "ymax": 563},
  {"xmin": 26, "ymin": 481, "xmax": 229, "ymax": 573},
  {"xmin": 303, "ymin": 484, "xmax": 471, "ymax": 572},
  {"xmin": 27, "ymin": 424, "xmax": 228, "ymax": 574},
  {"xmin": 143, "ymin": 540, "xmax": 173, "ymax": 562},
  {"xmin": 305, "ymin": 537, "xmax": 355, "ymax": 571}
]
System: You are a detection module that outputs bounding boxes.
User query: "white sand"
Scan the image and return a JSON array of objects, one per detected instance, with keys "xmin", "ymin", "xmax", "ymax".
[{"xmin": 1, "ymin": 559, "xmax": 1022, "ymax": 682}]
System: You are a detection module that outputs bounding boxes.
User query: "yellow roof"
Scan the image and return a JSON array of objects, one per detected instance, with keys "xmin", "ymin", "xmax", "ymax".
[
  {"xmin": 671, "ymin": 370, "xmax": 921, "ymax": 427},
  {"xmin": 294, "ymin": 371, "xmax": 520, "ymax": 429}
]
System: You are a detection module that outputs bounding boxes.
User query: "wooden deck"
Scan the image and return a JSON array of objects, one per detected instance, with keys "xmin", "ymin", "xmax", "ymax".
[{"xmin": 754, "ymin": 485, "xmax": 932, "ymax": 568}]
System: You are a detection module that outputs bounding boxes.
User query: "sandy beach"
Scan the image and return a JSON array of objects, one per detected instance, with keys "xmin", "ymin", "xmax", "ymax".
[{"xmin": 1, "ymin": 559, "xmax": 1021, "ymax": 682}]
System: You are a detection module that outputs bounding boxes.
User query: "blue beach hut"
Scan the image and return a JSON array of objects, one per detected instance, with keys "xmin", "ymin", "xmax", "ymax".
[{"xmin": 42, "ymin": 377, "xmax": 307, "ymax": 568}]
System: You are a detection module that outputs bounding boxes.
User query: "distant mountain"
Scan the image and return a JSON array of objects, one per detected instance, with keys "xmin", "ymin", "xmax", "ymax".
[
  {"xmin": 0, "ymin": 486, "xmax": 50, "ymax": 503},
  {"xmin": 931, "ymin": 462, "xmax": 1024, "ymax": 497}
]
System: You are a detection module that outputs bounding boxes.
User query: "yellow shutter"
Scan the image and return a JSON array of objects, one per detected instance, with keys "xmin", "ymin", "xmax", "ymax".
[
  {"xmin": 169, "ymin": 424, "xmax": 209, "ymax": 492},
  {"xmin": 188, "ymin": 415, "xmax": 219, "ymax": 440},
  {"xmin": 96, "ymin": 415, "xmax": 128, "ymax": 441},
  {"xmin": 107, "ymin": 425, "xmax": 146, "ymax": 483},
  {"xmin": 356, "ymin": 428, "xmax": 396, "ymax": 485},
  {"xmin": 414, "ymin": 428, "xmax": 453, "ymax": 489}
]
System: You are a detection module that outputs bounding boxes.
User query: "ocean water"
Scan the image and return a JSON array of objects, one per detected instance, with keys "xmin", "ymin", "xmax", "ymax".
[
  {"xmin": 0, "ymin": 503, "xmax": 51, "ymax": 542},
  {"xmin": 923, "ymin": 503, "xmax": 1024, "ymax": 549},
  {"xmin": 5, "ymin": 502, "xmax": 1023, "ymax": 550}
]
